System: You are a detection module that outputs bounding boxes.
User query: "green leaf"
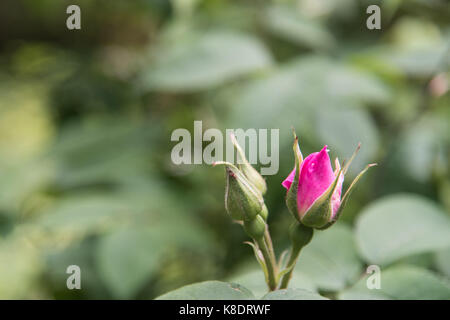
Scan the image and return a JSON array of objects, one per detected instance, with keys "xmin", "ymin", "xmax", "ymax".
[
  {"xmin": 0, "ymin": 239, "xmax": 42, "ymax": 299},
  {"xmin": 339, "ymin": 265, "xmax": 450, "ymax": 300},
  {"xmin": 262, "ymin": 288, "xmax": 328, "ymax": 300},
  {"xmin": 44, "ymin": 240, "xmax": 109, "ymax": 298},
  {"xmin": 0, "ymin": 159, "xmax": 53, "ymax": 213},
  {"xmin": 355, "ymin": 194, "xmax": 450, "ymax": 265},
  {"xmin": 50, "ymin": 118, "xmax": 157, "ymax": 188},
  {"xmin": 263, "ymin": 6, "xmax": 335, "ymax": 50},
  {"xmin": 96, "ymin": 212, "xmax": 215, "ymax": 299},
  {"xmin": 36, "ymin": 195, "xmax": 129, "ymax": 236},
  {"xmin": 156, "ymin": 281, "xmax": 255, "ymax": 300},
  {"xmin": 395, "ymin": 252, "xmax": 435, "ymax": 270},
  {"xmin": 384, "ymin": 17, "xmax": 447, "ymax": 77},
  {"xmin": 349, "ymin": 16, "xmax": 448, "ymax": 78},
  {"xmin": 394, "ymin": 115, "xmax": 448, "ymax": 183},
  {"xmin": 141, "ymin": 31, "xmax": 272, "ymax": 92},
  {"xmin": 294, "ymin": 223, "xmax": 363, "ymax": 291},
  {"xmin": 222, "ymin": 57, "xmax": 386, "ymax": 160},
  {"xmin": 228, "ymin": 56, "xmax": 389, "ymax": 126},
  {"xmin": 435, "ymin": 248, "xmax": 450, "ymax": 279},
  {"xmin": 316, "ymin": 107, "xmax": 379, "ymax": 174},
  {"xmin": 228, "ymin": 269, "xmax": 316, "ymax": 299},
  {"xmin": 0, "ymin": 81, "xmax": 53, "ymax": 164},
  {"xmin": 96, "ymin": 227, "xmax": 165, "ymax": 299}
]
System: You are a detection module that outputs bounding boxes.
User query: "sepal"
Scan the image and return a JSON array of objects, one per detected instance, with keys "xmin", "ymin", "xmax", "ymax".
[
  {"xmin": 230, "ymin": 133, "xmax": 267, "ymax": 195},
  {"xmin": 320, "ymin": 163, "xmax": 377, "ymax": 230},
  {"xmin": 285, "ymin": 135, "xmax": 303, "ymax": 222}
]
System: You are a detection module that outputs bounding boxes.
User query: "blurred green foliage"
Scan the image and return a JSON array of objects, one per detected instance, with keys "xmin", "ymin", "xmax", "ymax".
[{"xmin": 0, "ymin": 0, "xmax": 449, "ymax": 299}]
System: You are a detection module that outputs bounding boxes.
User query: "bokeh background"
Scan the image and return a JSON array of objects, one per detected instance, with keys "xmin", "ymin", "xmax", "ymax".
[{"xmin": 0, "ymin": 0, "xmax": 449, "ymax": 299}]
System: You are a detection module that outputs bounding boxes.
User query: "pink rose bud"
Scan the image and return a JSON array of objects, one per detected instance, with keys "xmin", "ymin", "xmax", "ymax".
[{"xmin": 282, "ymin": 134, "xmax": 376, "ymax": 229}]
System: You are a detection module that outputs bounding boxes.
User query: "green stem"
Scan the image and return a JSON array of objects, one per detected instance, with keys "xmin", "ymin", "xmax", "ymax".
[
  {"xmin": 256, "ymin": 237, "xmax": 278, "ymax": 291},
  {"xmin": 279, "ymin": 245, "xmax": 301, "ymax": 289},
  {"xmin": 264, "ymin": 227, "xmax": 276, "ymax": 268}
]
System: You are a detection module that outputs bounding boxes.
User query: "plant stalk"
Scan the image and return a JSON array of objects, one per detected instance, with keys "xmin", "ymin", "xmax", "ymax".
[
  {"xmin": 264, "ymin": 227, "xmax": 276, "ymax": 267},
  {"xmin": 278, "ymin": 246, "xmax": 302, "ymax": 289},
  {"xmin": 256, "ymin": 237, "xmax": 278, "ymax": 291}
]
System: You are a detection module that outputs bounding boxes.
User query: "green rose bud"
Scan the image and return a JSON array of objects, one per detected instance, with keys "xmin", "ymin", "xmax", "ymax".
[{"xmin": 215, "ymin": 162, "xmax": 264, "ymax": 221}]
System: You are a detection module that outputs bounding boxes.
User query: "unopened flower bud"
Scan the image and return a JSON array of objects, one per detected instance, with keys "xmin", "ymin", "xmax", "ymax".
[
  {"xmin": 215, "ymin": 162, "xmax": 264, "ymax": 221},
  {"xmin": 283, "ymin": 135, "xmax": 376, "ymax": 229}
]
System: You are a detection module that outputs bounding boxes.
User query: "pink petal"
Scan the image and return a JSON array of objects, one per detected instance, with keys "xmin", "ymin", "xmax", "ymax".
[
  {"xmin": 282, "ymin": 168, "xmax": 296, "ymax": 190},
  {"xmin": 297, "ymin": 146, "xmax": 335, "ymax": 217}
]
